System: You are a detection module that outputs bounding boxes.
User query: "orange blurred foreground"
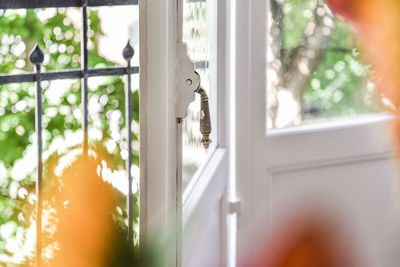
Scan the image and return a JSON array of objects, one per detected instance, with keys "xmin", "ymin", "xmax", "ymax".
[
  {"xmin": 47, "ymin": 153, "xmax": 116, "ymax": 267},
  {"xmin": 241, "ymin": 214, "xmax": 358, "ymax": 267},
  {"xmin": 326, "ymin": 0, "xmax": 400, "ymax": 146}
]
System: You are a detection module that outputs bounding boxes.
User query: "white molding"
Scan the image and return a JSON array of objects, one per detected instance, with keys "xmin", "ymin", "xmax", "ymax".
[
  {"xmin": 267, "ymin": 113, "xmax": 394, "ymax": 137},
  {"xmin": 267, "ymin": 150, "xmax": 398, "ymax": 176},
  {"xmin": 263, "ymin": 116, "xmax": 395, "ymax": 168}
]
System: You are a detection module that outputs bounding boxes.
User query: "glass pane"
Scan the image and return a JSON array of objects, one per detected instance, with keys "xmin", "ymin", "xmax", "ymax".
[
  {"xmin": 267, "ymin": 0, "xmax": 380, "ymax": 129},
  {"xmin": 182, "ymin": 0, "xmax": 216, "ymax": 189}
]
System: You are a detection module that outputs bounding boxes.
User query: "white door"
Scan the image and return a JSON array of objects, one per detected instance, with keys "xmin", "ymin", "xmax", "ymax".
[
  {"xmin": 139, "ymin": 0, "xmax": 232, "ymax": 266},
  {"xmin": 180, "ymin": 1, "xmax": 232, "ymax": 266},
  {"xmin": 234, "ymin": 1, "xmax": 400, "ymax": 266}
]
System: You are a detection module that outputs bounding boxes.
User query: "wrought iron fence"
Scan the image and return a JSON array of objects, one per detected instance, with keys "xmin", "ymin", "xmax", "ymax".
[
  {"xmin": 0, "ymin": 0, "xmax": 207, "ymax": 265},
  {"xmin": 0, "ymin": 1, "xmax": 138, "ymax": 266}
]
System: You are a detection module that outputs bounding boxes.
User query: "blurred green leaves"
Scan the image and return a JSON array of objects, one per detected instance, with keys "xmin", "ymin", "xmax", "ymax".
[
  {"xmin": 0, "ymin": 7, "xmax": 139, "ymax": 265},
  {"xmin": 269, "ymin": 0, "xmax": 379, "ymax": 127}
]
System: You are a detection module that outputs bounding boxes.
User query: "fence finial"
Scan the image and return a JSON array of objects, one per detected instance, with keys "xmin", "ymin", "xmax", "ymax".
[
  {"xmin": 123, "ymin": 41, "xmax": 134, "ymax": 61},
  {"xmin": 29, "ymin": 43, "xmax": 44, "ymax": 66}
]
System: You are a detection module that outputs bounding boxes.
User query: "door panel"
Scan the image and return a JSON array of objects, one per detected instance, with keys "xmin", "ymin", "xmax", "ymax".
[
  {"xmin": 183, "ymin": 150, "xmax": 228, "ymax": 266},
  {"xmin": 181, "ymin": 0, "xmax": 230, "ymax": 266},
  {"xmin": 183, "ymin": 200, "xmax": 222, "ymax": 267},
  {"xmin": 235, "ymin": 1, "xmax": 400, "ymax": 266},
  {"xmin": 270, "ymin": 158, "xmax": 399, "ymax": 267},
  {"xmin": 140, "ymin": 0, "xmax": 231, "ymax": 266}
]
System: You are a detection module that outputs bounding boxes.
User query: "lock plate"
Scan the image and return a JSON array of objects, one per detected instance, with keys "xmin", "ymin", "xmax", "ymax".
[{"xmin": 176, "ymin": 42, "xmax": 200, "ymax": 118}]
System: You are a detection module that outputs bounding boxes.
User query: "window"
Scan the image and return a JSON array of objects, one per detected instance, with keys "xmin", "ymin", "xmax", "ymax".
[
  {"xmin": 182, "ymin": 0, "xmax": 216, "ymax": 189},
  {"xmin": 267, "ymin": 0, "xmax": 380, "ymax": 129}
]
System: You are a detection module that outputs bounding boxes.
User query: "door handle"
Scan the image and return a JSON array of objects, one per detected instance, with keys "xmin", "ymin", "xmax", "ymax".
[
  {"xmin": 176, "ymin": 43, "xmax": 212, "ymax": 149},
  {"xmin": 195, "ymin": 84, "xmax": 212, "ymax": 149}
]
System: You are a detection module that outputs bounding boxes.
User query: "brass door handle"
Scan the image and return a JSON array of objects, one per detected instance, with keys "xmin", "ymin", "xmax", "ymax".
[
  {"xmin": 176, "ymin": 45, "xmax": 212, "ymax": 149},
  {"xmin": 195, "ymin": 86, "xmax": 212, "ymax": 149}
]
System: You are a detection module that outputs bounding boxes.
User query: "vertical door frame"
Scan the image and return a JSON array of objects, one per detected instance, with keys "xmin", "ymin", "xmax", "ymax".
[
  {"xmin": 234, "ymin": 0, "xmax": 269, "ymax": 263},
  {"xmin": 139, "ymin": 0, "xmax": 178, "ymax": 265}
]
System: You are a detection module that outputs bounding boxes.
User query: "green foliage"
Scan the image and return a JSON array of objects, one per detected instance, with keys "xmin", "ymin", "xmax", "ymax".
[
  {"xmin": 304, "ymin": 48, "xmax": 375, "ymax": 118},
  {"xmin": 273, "ymin": 0, "xmax": 379, "ymax": 124},
  {"xmin": 302, "ymin": 16, "xmax": 378, "ymax": 118},
  {"xmin": 0, "ymin": 8, "xmax": 139, "ymax": 265},
  {"xmin": 283, "ymin": 0, "xmax": 317, "ymax": 51}
]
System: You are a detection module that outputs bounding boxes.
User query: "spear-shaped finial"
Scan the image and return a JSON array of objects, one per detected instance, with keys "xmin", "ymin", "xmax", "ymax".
[
  {"xmin": 29, "ymin": 43, "xmax": 44, "ymax": 66},
  {"xmin": 122, "ymin": 41, "xmax": 134, "ymax": 62}
]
